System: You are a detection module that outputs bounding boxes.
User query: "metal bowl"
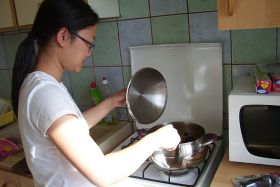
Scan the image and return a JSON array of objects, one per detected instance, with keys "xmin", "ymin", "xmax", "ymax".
[
  {"xmin": 150, "ymin": 145, "xmax": 208, "ymax": 174},
  {"xmin": 126, "ymin": 67, "xmax": 167, "ymax": 124},
  {"xmin": 147, "ymin": 122, "xmax": 217, "ymax": 173}
]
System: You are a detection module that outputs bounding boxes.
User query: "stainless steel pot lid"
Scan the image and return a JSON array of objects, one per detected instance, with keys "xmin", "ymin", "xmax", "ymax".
[{"xmin": 126, "ymin": 67, "xmax": 168, "ymax": 124}]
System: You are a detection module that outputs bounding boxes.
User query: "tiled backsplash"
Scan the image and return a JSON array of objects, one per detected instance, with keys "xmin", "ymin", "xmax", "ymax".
[{"xmin": 0, "ymin": 0, "xmax": 279, "ymax": 124}]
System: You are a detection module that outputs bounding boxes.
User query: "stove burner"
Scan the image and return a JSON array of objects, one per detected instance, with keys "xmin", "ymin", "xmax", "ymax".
[
  {"xmin": 119, "ymin": 132, "xmax": 218, "ymax": 187},
  {"xmin": 150, "ymin": 146, "xmax": 209, "ymax": 174},
  {"xmin": 121, "ymin": 137, "xmax": 140, "ymax": 149},
  {"xmin": 162, "ymin": 166, "xmax": 200, "ymax": 176}
]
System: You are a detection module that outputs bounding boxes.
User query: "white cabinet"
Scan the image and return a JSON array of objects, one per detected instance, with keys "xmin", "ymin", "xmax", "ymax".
[
  {"xmin": 0, "ymin": 0, "xmax": 17, "ymax": 31},
  {"xmin": 0, "ymin": 170, "xmax": 21, "ymax": 187},
  {"xmin": 0, "ymin": 0, "xmax": 42, "ymax": 31},
  {"xmin": 0, "ymin": 0, "xmax": 120, "ymax": 32},
  {"xmin": 14, "ymin": 0, "xmax": 43, "ymax": 27},
  {"xmin": 86, "ymin": 0, "xmax": 120, "ymax": 18},
  {"xmin": 19, "ymin": 176, "xmax": 35, "ymax": 187},
  {"xmin": 0, "ymin": 170, "xmax": 34, "ymax": 187}
]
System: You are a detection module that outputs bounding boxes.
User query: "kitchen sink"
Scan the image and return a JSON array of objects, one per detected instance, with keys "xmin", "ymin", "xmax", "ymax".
[
  {"xmin": 0, "ymin": 120, "xmax": 133, "ymax": 160},
  {"xmin": 0, "ymin": 121, "xmax": 133, "ymax": 176},
  {"xmin": 89, "ymin": 121, "xmax": 133, "ymax": 154},
  {"xmin": 90, "ymin": 126, "xmax": 110, "ymax": 140}
]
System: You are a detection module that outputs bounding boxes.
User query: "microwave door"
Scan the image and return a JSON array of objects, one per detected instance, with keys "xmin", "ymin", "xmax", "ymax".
[{"xmin": 239, "ymin": 105, "xmax": 280, "ymax": 159}]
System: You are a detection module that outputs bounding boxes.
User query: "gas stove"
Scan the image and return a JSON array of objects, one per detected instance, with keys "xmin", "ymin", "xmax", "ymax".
[
  {"xmin": 112, "ymin": 131, "xmax": 224, "ymax": 187},
  {"xmin": 112, "ymin": 43, "xmax": 224, "ymax": 186}
]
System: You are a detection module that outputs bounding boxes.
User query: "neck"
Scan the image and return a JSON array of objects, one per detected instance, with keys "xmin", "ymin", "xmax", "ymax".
[{"xmin": 34, "ymin": 48, "xmax": 64, "ymax": 82}]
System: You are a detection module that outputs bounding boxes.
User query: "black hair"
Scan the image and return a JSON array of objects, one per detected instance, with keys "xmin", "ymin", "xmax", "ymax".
[{"xmin": 12, "ymin": 0, "xmax": 99, "ymax": 115}]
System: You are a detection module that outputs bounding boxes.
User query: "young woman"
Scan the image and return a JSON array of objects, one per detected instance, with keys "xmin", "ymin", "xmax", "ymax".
[{"xmin": 11, "ymin": 0, "xmax": 180, "ymax": 186}]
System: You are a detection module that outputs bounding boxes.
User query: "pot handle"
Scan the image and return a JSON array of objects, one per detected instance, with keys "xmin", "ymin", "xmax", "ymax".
[{"xmin": 199, "ymin": 133, "xmax": 220, "ymax": 147}]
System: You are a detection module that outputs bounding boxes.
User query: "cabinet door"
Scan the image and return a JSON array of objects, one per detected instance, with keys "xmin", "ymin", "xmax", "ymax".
[
  {"xmin": 19, "ymin": 176, "xmax": 35, "ymax": 187},
  {"xmin": 0, "ymin": 0, "xmax": 17, "ymax": 30},
  {"xmin": 14, "ymin": 0, "xmax": 43, "ymax": 27},
  {"xmin": 86, "ymin": 0, "xmax": 120, "ymax": 18},
  {"xmin": 0, "ymin": 170, "xmax": 20, "ymax": 187},
  {"xmin": 218, "ymin": 0, "xmax": 280, "ymax": 30}
]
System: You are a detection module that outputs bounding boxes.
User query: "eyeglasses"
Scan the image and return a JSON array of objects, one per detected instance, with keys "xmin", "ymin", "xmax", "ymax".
[{"xmin": 69, "ymin": 30, "xmax": 95, "ymax": 50}]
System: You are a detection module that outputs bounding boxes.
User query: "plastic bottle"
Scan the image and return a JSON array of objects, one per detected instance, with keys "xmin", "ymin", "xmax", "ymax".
[
  {"xmin": 89, "ymin": 81, "xmax": 102, "ymax": 106},
  {"xmin": 89, "ymin": 81, "xmax": 105, "ymax": 125},
  {"xmin": 101, "ymin": 76, "xmax": 115, "ymax": 125}
]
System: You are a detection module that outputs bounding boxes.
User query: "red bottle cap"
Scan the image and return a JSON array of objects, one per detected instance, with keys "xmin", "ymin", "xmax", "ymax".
[{"xmin": 90, "ymin": 81, "xmax": 97, "ymax": 88}]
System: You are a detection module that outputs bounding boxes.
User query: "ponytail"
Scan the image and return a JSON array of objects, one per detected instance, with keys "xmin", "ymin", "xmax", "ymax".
[
  {"xmin": 12, "ymin": 35, "xmax": 36, "ymax": 115},
  {"xmin": 11, "ymin": 0, "xmax": 99, "ymax": 116}
]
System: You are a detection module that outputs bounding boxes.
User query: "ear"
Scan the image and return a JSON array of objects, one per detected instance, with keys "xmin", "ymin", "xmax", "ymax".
[{"xmin": 56, "ymin": 27, "xmax": 70, "ymax": 47}]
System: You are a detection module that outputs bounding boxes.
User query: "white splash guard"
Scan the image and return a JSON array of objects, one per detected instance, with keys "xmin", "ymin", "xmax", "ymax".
[{"xmin": 129, "ymin": 43, "xmax": 223, "ymax": 135}]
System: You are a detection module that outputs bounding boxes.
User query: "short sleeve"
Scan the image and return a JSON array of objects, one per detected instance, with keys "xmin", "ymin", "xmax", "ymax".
[{"xmin": 28, "ymin": 83, "xmax": 78, "ymax": 136}]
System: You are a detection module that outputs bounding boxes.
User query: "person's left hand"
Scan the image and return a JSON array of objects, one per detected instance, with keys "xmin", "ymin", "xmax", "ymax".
[{"xmin": 108, "ymin": 89, "xmax": 126, "ymax": 108}]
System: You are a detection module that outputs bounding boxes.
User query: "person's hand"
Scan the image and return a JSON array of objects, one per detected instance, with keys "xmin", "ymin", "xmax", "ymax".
[
  {"xmin": 108, "ymin": 89, "xmax": 127, "ymax": 108},
  {"xmin": 151, "ymin": 124, "xmax": 180, "ymax": 150}
]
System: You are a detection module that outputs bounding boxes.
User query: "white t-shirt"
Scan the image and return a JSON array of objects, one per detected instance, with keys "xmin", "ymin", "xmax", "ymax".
[{"xmin": 18, "ymin": 71, "xmax": 95, "ymax": 187}]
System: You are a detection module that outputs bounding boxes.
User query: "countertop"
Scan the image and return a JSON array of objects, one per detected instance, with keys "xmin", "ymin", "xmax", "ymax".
[
  {"xmin": 210, "ymin": 149, "xmax": 280, "ymax": 187},
  {"xmin": 0, "ymin": 120, "xmax": 134, "ymax": 178}
]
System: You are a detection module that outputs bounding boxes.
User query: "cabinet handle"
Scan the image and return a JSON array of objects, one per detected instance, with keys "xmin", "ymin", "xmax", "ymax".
[{"xmin": 227, "ymin": 0, "xmax": 233, "ymax": 16}]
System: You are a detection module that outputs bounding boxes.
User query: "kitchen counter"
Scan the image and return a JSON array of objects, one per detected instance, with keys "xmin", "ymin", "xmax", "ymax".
[
  {"xmin": 210, "ymin": 149, "xmax": 280, "ymax": 187},
  {"xmin": 89, "ymin": 120, "xmax": 134, "ymax": 154},
  {"xmin": 0, "ymin": 120, "xmax": 134, "ymax": 178}
]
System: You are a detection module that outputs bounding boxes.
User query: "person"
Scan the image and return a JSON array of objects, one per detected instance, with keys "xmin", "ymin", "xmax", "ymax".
[{"xmin": 11, "ymin": 0, "xmax": 180, "ymax": 186}]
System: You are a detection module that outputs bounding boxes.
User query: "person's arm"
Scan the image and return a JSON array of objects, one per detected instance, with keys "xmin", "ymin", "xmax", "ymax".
[
  {"xmin": 82, "ymin": 89, "xmax": 126, "ymax": 129},
  {"xmin": 47, "ymin": 115, "xmax": 180, "ymax": 187}
]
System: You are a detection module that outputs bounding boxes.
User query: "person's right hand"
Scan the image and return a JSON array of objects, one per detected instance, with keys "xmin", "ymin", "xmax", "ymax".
[
  {"xmin": 151, "ymin": 124, "xmax": 181, "ymax": 150},
  {"xmin": 107, "ymin": 89, "xmax": 126, "ymax": 108}
]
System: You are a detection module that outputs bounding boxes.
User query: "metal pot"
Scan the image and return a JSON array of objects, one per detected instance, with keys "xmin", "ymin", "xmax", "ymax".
[
  {"xmin": 148, "ymin": 122, "xmax": 218, "ymax": 173},
  {"xmin": 126, "ymin": 67, "xmax": 167, "ymax": 124}
]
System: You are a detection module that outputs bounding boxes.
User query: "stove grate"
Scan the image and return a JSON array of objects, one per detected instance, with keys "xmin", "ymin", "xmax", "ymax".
[{"xmin": 125, "ymin": 137, "xmax": 216, "ymax": 187}]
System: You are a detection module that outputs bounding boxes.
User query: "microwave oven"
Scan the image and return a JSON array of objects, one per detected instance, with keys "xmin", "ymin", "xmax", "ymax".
[{"xmin": 228, "ymin": 76, "xmax": 280, "ymax": 166}]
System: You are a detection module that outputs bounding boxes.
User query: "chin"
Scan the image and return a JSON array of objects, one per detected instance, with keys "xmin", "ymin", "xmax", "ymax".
[
  {"xmin": 76, "ymin": 64, "xmax": 84, "ymax": 72},
  {"xmin": 75, "ymin": 68, "xmax": 82, "ymax": 72}
]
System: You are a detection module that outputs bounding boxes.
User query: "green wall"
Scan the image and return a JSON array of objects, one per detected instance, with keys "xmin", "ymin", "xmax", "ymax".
[{"xmin": 0, "ymin": 0, "xmax": 279, "ymax": 124}]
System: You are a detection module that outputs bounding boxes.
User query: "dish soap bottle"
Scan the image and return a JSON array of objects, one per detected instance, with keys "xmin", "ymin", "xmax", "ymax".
[
  {"xmin": 101, "ymin": 76, "xmax": 116, "ymax": 125},
  {"xmin": 89, "ymin": 81, "xmax": 102, "ymax": 106},
  {"xmin": 89, "ymin": 81, "xmax": 105, "ymax": 125}
]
